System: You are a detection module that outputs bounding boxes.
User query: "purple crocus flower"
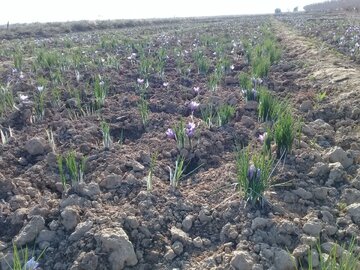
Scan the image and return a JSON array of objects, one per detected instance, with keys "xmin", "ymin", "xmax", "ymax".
[
  {"xmin": 256, "ymin": 168, "xmax": 261, "ymax": 180},
  {"xmin": 185, "ymin": 122, "xmax": 196, "ymax": 137},
  {"xmin": 189, "ymin": 101, "xmax": 200, "ymax": 112},
  {"xmin": 25, "ymin": 257, "xmax": 39, "ymax": 270},
  {"xmin": 258, "ymin": 132, "xmax": 267, "ymax": 144},
  {"xmin": 166, "ymin": 128, "xmax": 176, "ymax": 140},
  {"xmin": 252, "ymin": 89, "xmax": 258, "ymax": 99},
  {"xmin": 248, "ymin": 164, "xmax": 256, "ymax": 180}
]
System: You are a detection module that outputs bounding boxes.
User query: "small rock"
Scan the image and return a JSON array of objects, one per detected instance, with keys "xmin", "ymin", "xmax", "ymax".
[
  {"xmin": 69, "ymin": 220, "xmax": 93, "ymax": 242},
  {"xmin": 193, "ymin": 236, "xmax": 203, "ymax": 248},
  {"xmin": 73, "ymin": 182, "xmax": 100, "ymax": 199},
  {"xmin": 346, "ymin": 203, "xmax": 360, "ymax": 225},
  {"xmin": 100, "ymin": 174, "xmax": 122, "ymax": 189},
  {"xmin": 11, "ymin": 208, "xmax": 27, "ymax": 225},
  {"xmin": 9, "ymin": 195, "xmax": 28, "ymax": 210},
  {"xmin": 274, "ymin": 249, "xmax": 297, "ymax": 270},
  {"xmin": 324, "ymin": 225, "xmax": 337, "ymax": 236},
  {"xmin": 125, "ymin": 216, "xmax": 139, "ymax": 229},
  {"xmin": 182, "ymin": 215, "xmax": 193, "ymax": 232},
  {"xmin": 244, "ymin": 101, "xmax": 259, "ymax": 111},
  {"xmin": 36, "ymin": 229, "xmax": 56, "ymax": 243},
  {"xmin": 293, "ymin": 188, "xmax": 313, "ymax": 200},
  {"xmin": 343, "ymin": 188, "xmax": 360, "ymax": 205},
  {"xmin": 303, "ymin": 220, "xmax": 322, "ymax": 236},
  {"xmin": 0, "ymin": 173, "xmax": 13, "ymax": 199},
  {"xmin": 172, "ymin": 241, "xmax": 184, "ymax": 255},
  {"xmin": 125, "ymin": 160, "xmax": 144, "ymax": 172},
  {"xmin": 241, "ymin": 116, "xmax": 255, "ymax": 129},
  {"xmin": 300, "ymin": 100, "xmax": 313, "ymax": 112},
  {"xmin": 95, "ymin": 227, "xmax": 138, "ymax": 270},
  {"xmin": 164, "ymin": 248, "xmax": 176, "ymax": 261},
  {"xmin": 300, "ymin": 235, "xmax": 317, "ymax": 246},
  {"xmin": 198, "ymin": 209, "xmax": 212, "ymax": 224},
  {"xmin": 251, "ymin": 217, "xmax": 271, "ymax": 230},
  {"xmin": 77, "ymin": 251, "xmax": 98, "ymax": 270},
  {"xmin": 230, "ymin": 251, "xmax": 254, "ymax": 270},
  {"xmin": 25, "ymin": 137, "xmax": 46, "ymax": 156},
  {"xmin": 326, "ymin": 146, "xmax": 353, "ymax": 169},
  {"xmin": 309, "ymin": 162, "xmax": 329, "ymax": 177},
  {"xmin": 320, "ymin": 210, "xmax": 334, "ymax": 224},
  {"xmin": 327, "ymin": 162, "xmax": 346, "ymax": 185},
  {"xmin": 61, "ymin": 206, "xmax": 79, "ymax": 231},
  {"xmin": 170, "ymin": 227, "xmax": 191, "ymax": 246},
  {"xmin": 14, "ymin": 215, "xmax": 45, "ymax": 246},
  {"xmin": 313, "ymin": 187, "xmax": 330, "ymax": 200},
  {"xmin": 292, "ymin": 244, "xmax": 309, "ymax": 260}
]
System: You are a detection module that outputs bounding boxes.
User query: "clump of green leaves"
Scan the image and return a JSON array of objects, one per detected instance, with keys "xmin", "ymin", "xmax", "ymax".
[
  {"xmin": 169, "ymin": 155, "xmax": 186, "ymax": 189},
  {"xmin": 46, "ymin": 129, "xmax": 56, "ymax": 153},
  {"xmin": 252, "ymin": 55, "xmax": 271, "ymax": 78},
  {"xmin": 138, "ymin": 54, "xmax": 153, "ymax": 79},
  {"xmin": 33, "ymin": 80, "xmax": 47, "ymax": 122},
  {"xmin": 57, "ymin": 151, "xmax": 86, "ymax": 189},
  {"xmin": 194, "ymin": 50, "xmax": 210, "ymax": 74},
  {"xmin": 1, "ymin": 127, "xmax": 13, "ymax": 145},
  {"xmin": 316, "ymin": 91, "xmax": 327, "ymax": 103},
  {"xmin": 296, "ymin": 238, "xmax": 360, "ymax": 270},
  {"xmin": 172, "ymin": 119, "xmax": 186, "ymax": 148},
  {"xmin": 101, "ymin": 121, "xmax": 112, "ymax": 150},
  {"xmin": 147, "ymin": 151, "xmax": 158, "ymax": 191},
  {"xmin": 0, "ymin": 82, "xmax": 14, "ymax": 117},
  {"xmin": 201, "ymin": 103, "xmax": 235, "ymax": 128},
  {"xmin": 239, "ymin": 73, "xmax": 252, "ymax": 91},
  {"xmin": 274, "ymin": 111, "xmax": 300, "ymax": 158},
  {"xmin": 36, "ymin": 49, "xmax": 61, "ymax": 71},
  {"xmin": 236, "ymin": 147, "xmax": 273, "ymax": 207},
  {"xmin": 258, "ymin": 87, "xmax": 284, "ymax": 122},
  {"xmin": 5, "ymin": 243, "xmax": 46, "ymax": 270},
  {"xmin": 216, "ymin": 104, "xmax": 235, "ymax": 126},
  {"xmin": 13, "ymin": 49, "xmax": 23, "ymax": 71},
  {"xmin": 138, "ymin": 96, "xmax": 149, "ymax": 127},
  {"xmin": 93, "ymin": 76, "xmax": 107, "ymax": 109},
  {"xmin": 208, "ymin": 72, "xmax": 221, "ymax": 91}
]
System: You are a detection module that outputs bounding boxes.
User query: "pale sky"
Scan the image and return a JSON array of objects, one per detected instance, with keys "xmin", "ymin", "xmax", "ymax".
[{"xmin": 1, "ymin": 0, "xmax": 320, "ymax": 25}]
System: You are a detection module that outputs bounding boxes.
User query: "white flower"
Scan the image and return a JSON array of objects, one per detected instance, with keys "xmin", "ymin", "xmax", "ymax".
[
  {"xmin": 19, "ymin": 94, "xmax": 28, "ymax": 101},
  {"xmin": 37, "ymin": 86, "xmax": 44, "ymax": 92},
  {"xmin": 163, "ymin": 82, "xmax": 169, "ymax": 87},
  {"xmin": 230, "ymin": 65, "xmax": 235, "ymax": 70},
  {"xmin": 75, "ymin": 70, "xmax": 80, "ymax": 82},
  {"xmin": 25, "ymin": 257, "xmax": 39, "ymax": 270}
]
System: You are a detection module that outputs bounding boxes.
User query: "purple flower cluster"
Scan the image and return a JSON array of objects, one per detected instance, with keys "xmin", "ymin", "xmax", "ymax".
[
  {"xmin": 166, "ymin": 128, "xmax": 176, "ymax": 140},
  {"xmin": 189, "ymin": 101, "xmax": 199, "ymax": 112},
  {"xmin": 258, "ymin": 132, "xmax": 267, "ymax": 144},
  {"xmin": 185, "ymin": 122, "xmax": 195, "ymax": 137},
  {"xmin": 247, "ymin": 164, "xmax": 261, "ymax": 182}
]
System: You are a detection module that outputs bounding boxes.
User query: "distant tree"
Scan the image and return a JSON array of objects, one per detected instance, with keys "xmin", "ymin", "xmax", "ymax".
[
  {"xmin": 275, "ymin": 8, "xmax": 282, "ymax": 14},
  {"xmin": 293, "ymin": 6, "xmax": 299, "ymax": 12}
]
